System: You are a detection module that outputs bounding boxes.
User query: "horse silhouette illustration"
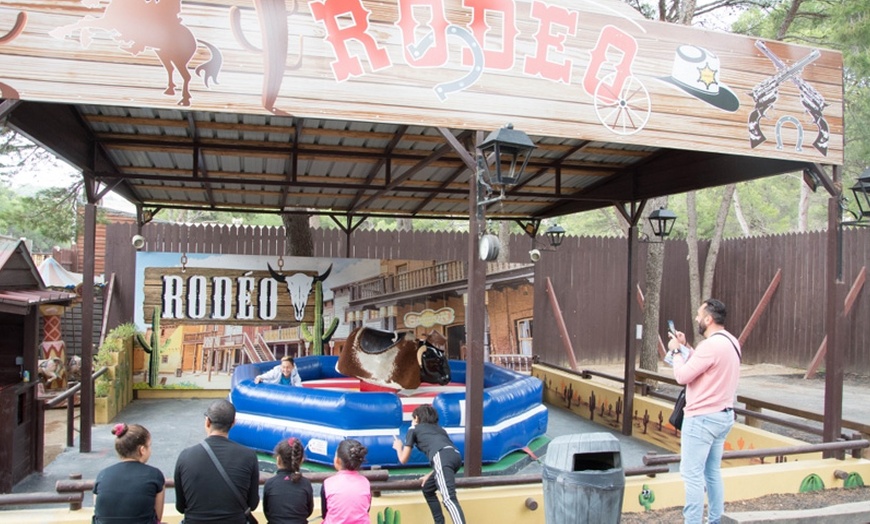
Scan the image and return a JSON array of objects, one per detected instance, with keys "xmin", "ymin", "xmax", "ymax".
[{"xmin": 49, "ymin": 0, "xmax": 222, "ymax": 106}]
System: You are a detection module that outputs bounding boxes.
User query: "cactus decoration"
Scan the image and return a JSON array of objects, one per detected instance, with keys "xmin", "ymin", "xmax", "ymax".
[
  {"xmin": 300, "ymin": 275, "xmax": 338, "ymax": 356},
  {"xmin": 638, "ymin": 484, "xmax": 656, "ymax": 511},
  {"xmin": 377, "ymin": 507, "xmax": 401, "ymax": 524},
  {"xmin": 844, "ymin": 472, "xmax": 865, "ymax": 489},
  {"xmin": 136, "ymin": 306, "xmax": 162, "ymax": 387},
  {"xmin": 798, "ymin": 473, "xmax": 825, "ymax": 493}
]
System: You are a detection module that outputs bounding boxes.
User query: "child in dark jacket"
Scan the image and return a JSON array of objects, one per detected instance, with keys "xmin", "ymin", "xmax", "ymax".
[
  {"xmin": 263, "ymin": 437, "xmax": 313, "ymax": 524},
  {"xmin": 392, "ymin": 405, "xmax": 466, "ymax": 524}
]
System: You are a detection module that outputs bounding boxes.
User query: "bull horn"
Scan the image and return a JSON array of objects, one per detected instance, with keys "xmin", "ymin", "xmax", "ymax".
[
  {"xmin": 314, "ymin": 263, "xmax": 333, "ymax": 282},
  {"xmin": 417, "ymin": 342, "xmax": 426, "ymax": 368},
  {"xmin": 266, "ymin": 263, "xmax": 286, "ymax": 282}
]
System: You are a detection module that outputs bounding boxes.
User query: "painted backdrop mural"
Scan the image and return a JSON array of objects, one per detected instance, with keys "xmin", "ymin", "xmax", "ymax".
[{"xmin": 133, "ymin": 253, "xmax": 535, "ymax": 389}]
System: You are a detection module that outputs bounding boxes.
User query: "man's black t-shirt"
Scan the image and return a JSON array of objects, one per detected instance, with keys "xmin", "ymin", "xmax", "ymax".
[
  {"xmin": 174, "ymin": 435, "xmax": 260, "ymax": 524},
  {"xmin": 93, "ymin": 460, "xmax": 165, "ymax": 523},
  {"xmin": 404, "ymin": 422, "xmax": 454, "ymax": 461}
]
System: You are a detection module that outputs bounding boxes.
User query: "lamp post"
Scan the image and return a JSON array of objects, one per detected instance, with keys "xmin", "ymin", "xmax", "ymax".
[
  {"xmin": 843, "ymin": 170, "xmax": 870, "ymax": 224},
  {"xmin": 528, "ymin": 224, "xmax": 566, "ymax": 262},
  {"xmin": 544, "ymin": 224, "xmax": 566, "ymax": 248},
  {"xmin": 620, "ymin": 202, "xmax": 677, "ymax": 436},
  {"xmin": 647, "ymin": 207, "xmax": 678, "ymax": 239},
  {"xmin": 466, "ymin": 124, "xmax": 535, "ymax": 476}
]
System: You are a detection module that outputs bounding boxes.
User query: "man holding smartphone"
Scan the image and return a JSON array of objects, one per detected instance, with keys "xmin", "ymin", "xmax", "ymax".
[{"xmin": 666, "ymin": 299, "xmax": 741, "ymax": 524}]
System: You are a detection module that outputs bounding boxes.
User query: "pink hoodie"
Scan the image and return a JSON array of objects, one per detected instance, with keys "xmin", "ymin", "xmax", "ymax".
[{"xmin": 673, "ymin": 331, "xmax": 741, "ymax": 418}]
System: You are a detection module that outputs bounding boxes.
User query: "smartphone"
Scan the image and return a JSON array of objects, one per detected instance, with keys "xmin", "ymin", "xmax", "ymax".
[{"xmin": 668, "ymin": 320, "xmax": 677, "ymax": 337}]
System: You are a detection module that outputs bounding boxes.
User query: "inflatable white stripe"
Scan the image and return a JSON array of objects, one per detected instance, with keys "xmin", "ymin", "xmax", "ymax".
[
  {"xmin": 236, "ymin": 411, "xmax": 399, "ymax": 438},
  {"xmin": 236, "ymin": 403, "xmax": 547, "ymax": 439}
]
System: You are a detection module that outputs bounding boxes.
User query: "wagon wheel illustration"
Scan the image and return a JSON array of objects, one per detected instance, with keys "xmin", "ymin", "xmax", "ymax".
[{"xmin": 593, "ymin": 73, "xmax": 651, "ymax": 135}]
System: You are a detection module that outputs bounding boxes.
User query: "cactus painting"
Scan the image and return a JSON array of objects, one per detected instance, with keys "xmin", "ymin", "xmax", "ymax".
[
  {"xmin": 136, "ymin": 306, "xmax": 162, "ymax": 387},
  {"xmin": 300, "ymin": 275, "xmax": 338, "ymax": 356},
  {"xmin": 377, "ymin": 507, "xmax": 401, "ymax": 524}
]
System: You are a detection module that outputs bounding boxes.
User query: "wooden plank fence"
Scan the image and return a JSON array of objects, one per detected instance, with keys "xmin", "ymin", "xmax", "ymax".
[{"xmin": 101, "ymin": 223, "xmax": 869, "ymax": 374}]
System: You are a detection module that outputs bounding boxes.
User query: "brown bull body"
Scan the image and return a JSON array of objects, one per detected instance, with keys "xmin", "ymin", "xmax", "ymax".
[{"xmin": 337, "ymin": 327, "xmax": 449, "ymax": 390}]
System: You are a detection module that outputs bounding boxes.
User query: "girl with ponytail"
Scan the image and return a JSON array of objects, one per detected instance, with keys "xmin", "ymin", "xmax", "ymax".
[
  {"xmin": 263, "ymin": 437, "xmax": 313, "ymax": 523},
  {"xmin": 93, "ymin": 423, "xmax": 165, "ymax": 523}
]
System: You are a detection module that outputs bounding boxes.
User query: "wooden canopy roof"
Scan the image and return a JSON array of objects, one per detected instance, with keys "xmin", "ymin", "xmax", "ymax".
[{"xmin": 0, "ymin": 0, "xmax": 844, "ymax": 222}]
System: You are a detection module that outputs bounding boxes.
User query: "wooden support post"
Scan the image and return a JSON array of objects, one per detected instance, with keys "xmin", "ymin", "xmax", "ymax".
[
  {"xmin": 737, "ymin": 268, "xmax": 782, "ymax": 345},
  {"xmin": 545, "ymin": 277, "xmax": 578, "ymax": 370},
  {"xmin": 805, "ymin": 266, "xmax": 866, "ymax": 379}
]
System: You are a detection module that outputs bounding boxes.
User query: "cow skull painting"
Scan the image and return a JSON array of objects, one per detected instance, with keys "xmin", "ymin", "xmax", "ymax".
[
  {"xmin": 267, "ymin": 263, "xmax": 332, "ymax": 322},
  {"xmin": 337, "ymin": 327, "xmax": 451, "ymax": 390}
]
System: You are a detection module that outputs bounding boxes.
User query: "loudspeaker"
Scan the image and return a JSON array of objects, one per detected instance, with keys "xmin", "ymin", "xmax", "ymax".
[
  {"xmin": 132, "ymin": 235, "xmax": 146, "ymax": 249},
  {"xmin": 479, "ymin": 234, "xmax": 500, "ymax": 261},
  {"xmin": 529, "ymin": 249, "xmax": 541, "ymax": 262}
]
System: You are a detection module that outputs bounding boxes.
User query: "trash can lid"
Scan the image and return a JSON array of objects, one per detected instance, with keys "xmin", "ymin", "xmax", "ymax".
[{"xmin": 542, "ymin": 432, "xmax": 621, "ymax": 469}]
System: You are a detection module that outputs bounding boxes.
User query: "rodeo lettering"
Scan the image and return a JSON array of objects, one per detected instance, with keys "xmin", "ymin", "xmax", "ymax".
[
  {"xmin": 308, "ymin": 0, "xmax": 634, "ymax": 98},
  {"xmin": 161, "ymin": 275, "xmax": 281, "ymax": 321}
]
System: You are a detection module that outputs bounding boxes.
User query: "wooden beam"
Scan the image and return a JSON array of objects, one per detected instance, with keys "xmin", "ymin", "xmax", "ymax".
[
  {"xmin": 805, "ymin": 266, "xmax": 866, "ymax": 379},
  {"xmin": 737, "ymin": 268, "xmax": 782, "ymax": 345},
  {"xmin": 545, "ymin": 277, "xmax": 578, "ymax": 371}
]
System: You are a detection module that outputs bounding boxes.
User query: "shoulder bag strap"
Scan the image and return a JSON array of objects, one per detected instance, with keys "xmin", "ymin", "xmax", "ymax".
[
  {"xmin": 712, "ymin": 332, "xmax": 741, "ymax": 361},
  {"xmin": 200, "ymin": 441, "xmax": 252, "ymax": 516}
]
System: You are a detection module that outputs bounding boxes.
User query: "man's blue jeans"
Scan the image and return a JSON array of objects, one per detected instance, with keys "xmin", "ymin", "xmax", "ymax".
[{"xmin": 680, "ymin": 410, "xmax": 734, "ymax": 524}]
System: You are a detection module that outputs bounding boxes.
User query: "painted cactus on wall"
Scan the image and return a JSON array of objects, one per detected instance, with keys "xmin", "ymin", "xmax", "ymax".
[
  {"xmin": 136, "ymin": 306, "xmax": 162, "ymax": 387},
  {"xmin": 301, "ymin": 277, "xmax": 338, "ymax": 355}
]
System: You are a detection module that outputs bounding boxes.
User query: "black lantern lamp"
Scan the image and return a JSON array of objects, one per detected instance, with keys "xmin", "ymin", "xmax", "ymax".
[
  {"xmin": 849, "ymin": 170, "xmax": 870, "ymax": 221},
  {"xmin": 647, "ymin": 206, "xmax": 677, "ymax": 239},
  {"xmin": 478, "ymin": 123, "xmax": 537, "ymax": 190},
  {"xmin": 544, "ymin": 224, "xmax": 566, "ymax": 248}
]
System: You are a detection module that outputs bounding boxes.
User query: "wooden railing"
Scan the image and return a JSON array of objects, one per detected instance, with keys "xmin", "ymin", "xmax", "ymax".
[
  {"xmin": 489, "ymin": 354, "xmax": 536, "ymax": 373},
  {"xmin": 42, "ymin": 366, "xmax": 108, "ymax": 455},
  {"xmin": 0, "ymin": 465, "xmax": 669, "ymax": 511},
  {"xmin": 643, "ymin": 439, "xmax": 870, "ymax": 466}
]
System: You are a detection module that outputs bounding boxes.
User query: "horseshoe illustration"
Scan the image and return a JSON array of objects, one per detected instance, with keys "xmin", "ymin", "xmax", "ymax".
[
  {"xmin": 408, "ymin": 25, "xmax": 484, "ymax": 102},
  {"xmin": 775, "ymin": 115, "xmax": 804, "ymax": 152}
]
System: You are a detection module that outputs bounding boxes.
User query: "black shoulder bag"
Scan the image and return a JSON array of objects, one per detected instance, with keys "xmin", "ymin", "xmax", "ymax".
[
  {"xmin": 200, "ymin": 441, "xmax": 259, "ymax": 524},
  {"xmin": 668, "ymin": 333, "xmax": 741, "ymax": 431}
]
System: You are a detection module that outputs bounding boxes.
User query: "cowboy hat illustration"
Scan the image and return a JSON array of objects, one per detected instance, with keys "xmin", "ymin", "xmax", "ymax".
[{"xmin": 660, "ymin": 45, "xmax": 739, "ymax": 112}]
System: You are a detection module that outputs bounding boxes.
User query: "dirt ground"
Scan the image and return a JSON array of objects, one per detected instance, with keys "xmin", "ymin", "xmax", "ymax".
[
  {"xmin": 44, "ymin": 405, "xmax": 75, "ymax": 465},
  {"xmin": 621, "ymin": 486, "xmax": 870, "ymax": 522}
]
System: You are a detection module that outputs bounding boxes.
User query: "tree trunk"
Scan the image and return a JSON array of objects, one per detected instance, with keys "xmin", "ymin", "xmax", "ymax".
[
  {"xmin": 701, "ymin": 184, "xmax": 737, "ymax": 301},
  {"xmin": 686, "ymin": 190, "xmax": 702, "ymax": 343},
  {"xmin": 282, "ymin": 212, "xmax": 314, "ymax": 257},
  {"xmin": 497, "ymin": 220, "xmax": 512, "ymax": 263},
  {"xmin": 733, "ymin": 187, "xmax": 751, "ymax": 236},
  {"xmin": 686, "ymin": 184, "xmax": 736, "ymax": 345},
  {"xmin": 639, "ymin": 195, "xmax": 669, "ymax": 372},
  {"xmin": 798, "ymin": 176, "xmax": 810, "ymax": 232},
  {"xmin": 397, "ymin": 218, "xmax": 412, "ymax": 231}
]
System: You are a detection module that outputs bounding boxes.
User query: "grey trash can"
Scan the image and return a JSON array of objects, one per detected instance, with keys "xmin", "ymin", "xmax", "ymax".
[{"xmin": 541, "ymin": 433, "xmax": 625, "ymax": 524}]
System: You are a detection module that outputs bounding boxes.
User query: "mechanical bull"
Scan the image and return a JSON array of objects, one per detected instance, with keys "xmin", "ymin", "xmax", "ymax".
[{"xmin": 337, "ymin": 327, "xmax": 450, "ymax": 390}]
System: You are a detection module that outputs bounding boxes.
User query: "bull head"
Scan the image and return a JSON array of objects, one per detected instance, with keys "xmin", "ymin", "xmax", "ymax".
[
  {"xmin": 416, "ymin": 341, "xmax": 450, "ymax": 385},
  {"xmin": 267, "ymin": 263, "xmax": 332, "ymax": 321}
]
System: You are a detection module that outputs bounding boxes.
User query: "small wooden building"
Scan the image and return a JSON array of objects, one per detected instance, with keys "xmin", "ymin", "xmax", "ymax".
[{"xmin": 0, "ymin": 240, "xmax": 74, "ymax": 493}]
